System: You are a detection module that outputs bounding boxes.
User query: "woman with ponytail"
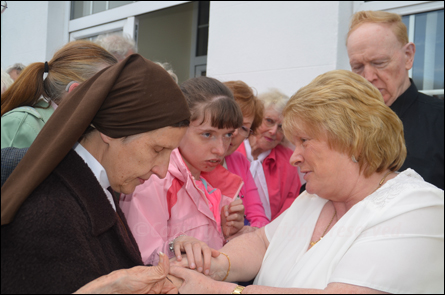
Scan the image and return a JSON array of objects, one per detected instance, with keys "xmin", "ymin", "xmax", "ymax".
[{"xmin": 1, "ymin": 40, "xmax": 117, "ymax": 148}]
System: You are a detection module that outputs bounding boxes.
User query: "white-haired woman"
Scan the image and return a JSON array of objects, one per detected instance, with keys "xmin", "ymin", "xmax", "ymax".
[{"xmin": 236, "ymin": 89, "xmax": 301, "ymax": 222}]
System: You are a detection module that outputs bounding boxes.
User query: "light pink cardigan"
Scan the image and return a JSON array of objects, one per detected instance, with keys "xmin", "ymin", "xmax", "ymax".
[{"xmin": 119, "ymin": 148, "xmax": 243, "ymax": 265}]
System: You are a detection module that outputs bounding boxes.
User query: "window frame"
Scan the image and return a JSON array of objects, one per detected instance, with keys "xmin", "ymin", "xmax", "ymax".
[{"xmin": 69, "ymin": 1, "xmax": 188, "ymax": 41}]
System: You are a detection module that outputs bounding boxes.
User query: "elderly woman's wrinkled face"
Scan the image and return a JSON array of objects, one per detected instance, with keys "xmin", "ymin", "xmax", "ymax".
[
  {"xmin": 253, "ymin": 106, "xmax": 284, "ymax": 152},
  {"xmin": 102, "ymin": 126, "xmax": 187, "ymax": 194},
  {"xmin": 288, "ymin": 125, "xmax": 355, "ymax": 199}
]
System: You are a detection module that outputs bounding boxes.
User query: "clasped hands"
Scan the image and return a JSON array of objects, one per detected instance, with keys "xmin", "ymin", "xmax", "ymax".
[
  {"xmin": 167, "ymin": 200, "xmax": 259, "ymax": 293},
  {"xmin": 168, "ymin": 199, "xmax": 245, "ymax": 277},
  {"xmin": 74, "ymin": 200, "xmax": 248, "ymax": 294}
]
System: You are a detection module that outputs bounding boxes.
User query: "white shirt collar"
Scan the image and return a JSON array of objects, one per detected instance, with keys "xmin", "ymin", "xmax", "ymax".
[
  {"xmin": 73, "ymin": 142, "xmax": 116, "ymax": 211},
  {"xmin": 244, "ymin": 139, "xmax": 271, "ymax": 220},
  {"xmin": 244, "ymin": 139, "xmax": 271, "ymax": 163}
]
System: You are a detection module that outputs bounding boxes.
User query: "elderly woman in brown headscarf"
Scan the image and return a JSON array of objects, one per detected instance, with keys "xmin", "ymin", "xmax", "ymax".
[{"xmin": 1, "ymin": 54, "xmax": 191, "ymax": 294}]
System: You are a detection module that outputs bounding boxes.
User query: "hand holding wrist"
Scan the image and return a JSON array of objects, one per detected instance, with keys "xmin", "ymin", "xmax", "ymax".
[{"xmin": 211, "ymin": 252, "xmax": 230, "ymax": 281}]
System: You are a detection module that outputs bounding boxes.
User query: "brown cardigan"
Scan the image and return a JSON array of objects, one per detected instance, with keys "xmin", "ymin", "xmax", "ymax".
[{"xmin": 1, "ymin": 150, "xmax": 144, "ymax": 294}]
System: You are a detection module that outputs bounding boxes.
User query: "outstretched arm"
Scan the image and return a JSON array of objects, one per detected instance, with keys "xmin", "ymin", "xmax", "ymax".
[
  {"xmin": 172, "ymin": 226, "xmax": 269, "ymax": 283},
  {"xmin": 168, "ymin": 268, "xmax": 388, "ymax": 294}
]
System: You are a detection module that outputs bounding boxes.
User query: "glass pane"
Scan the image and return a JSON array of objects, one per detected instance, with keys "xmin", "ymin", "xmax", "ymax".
[
  {"xmin": 93, "ymin": 1, "xmax": 106, "ymax": 14},
  {"xmin": 72, "ymin": 1, "xmax": 92, "ymax": 19},
  {"xmin": 198, "ymin": 1, "xmax": 210, "ymax": 26},
  {"xmin": 402, "ymin": 15, "xmax": 409, "ymax": 32},
  {"xmin": 434, "ymin": 10, "xmax": 444, "ymax": 90},
  {"xmin": 196, "ymin": 26, "xmax": 208, "ymax": 56},
  {"xmin": 109, "ymin": 1, "xmax": 133, "ymax": 9},
  {"xmin": 412, "ymin": 9, "xmax": 444, "ymax": 91},
  {"xmin": 412, "ymin": 13, "xmax": 426, "ymax": 89}
]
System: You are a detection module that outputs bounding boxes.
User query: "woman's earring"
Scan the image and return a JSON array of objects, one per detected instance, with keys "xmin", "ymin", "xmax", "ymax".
[{"xmin": 351, "ymin": 155, "xmax": 358, "ymax": 163}]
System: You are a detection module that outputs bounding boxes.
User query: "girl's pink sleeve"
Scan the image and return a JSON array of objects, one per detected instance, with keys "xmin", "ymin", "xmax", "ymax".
[{"xmin": 240, "ymin": 161, "xmax": 270, "ymax": 228}]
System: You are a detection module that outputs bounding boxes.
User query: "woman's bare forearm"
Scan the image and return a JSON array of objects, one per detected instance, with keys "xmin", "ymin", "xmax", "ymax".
[{"xmin": 218, "ymin": 227, "xmax": 268, "ymax": 282}]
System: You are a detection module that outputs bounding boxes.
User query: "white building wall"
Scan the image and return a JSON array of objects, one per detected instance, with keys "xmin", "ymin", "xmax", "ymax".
[
  {"xmin": 207, "ymin": 1, "xmax": 353, "ymax": 97},
  {"xmin": 2, "ymin": 0, "xmax": 354, "ymax": 97},
  {"xmin": 1, "ymin": 1, "xmax": 69, "ymax": 70}
]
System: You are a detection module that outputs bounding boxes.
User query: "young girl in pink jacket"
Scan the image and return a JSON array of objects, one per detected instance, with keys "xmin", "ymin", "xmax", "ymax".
[
  {"xmin": 202, "ymin": 80, "xmax": 269, "ymax": 228},
  {"xmin": 120, "ymin": 76, "xmax": 246, "ymax": 275}
]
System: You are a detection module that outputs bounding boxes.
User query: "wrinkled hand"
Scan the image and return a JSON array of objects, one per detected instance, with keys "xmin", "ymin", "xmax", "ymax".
[
  {"xmin": 74, "ymin": 252, "xmax": 177, "ymax": 294},
  {"xmin": 169, "ymin": 266, "xmax": 235, "ymax": 294},
  {"xmin": 171, "ymin": 235, "xmax": 220, "ymax": 276},
  {"xmin": 221, "ymin": 199, "xmax": 245, "ymax": 239}
]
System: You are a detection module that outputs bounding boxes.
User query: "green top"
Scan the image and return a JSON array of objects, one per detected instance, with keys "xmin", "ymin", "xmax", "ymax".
[{"xmin": 1, "ymin": 100, "xmax": 55, "ymax": 148}]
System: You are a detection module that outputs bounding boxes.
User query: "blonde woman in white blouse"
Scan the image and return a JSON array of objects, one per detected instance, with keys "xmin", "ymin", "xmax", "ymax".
[{"xmin": 169, "ymin": 70, "xmax": 444, "ymax": 294}]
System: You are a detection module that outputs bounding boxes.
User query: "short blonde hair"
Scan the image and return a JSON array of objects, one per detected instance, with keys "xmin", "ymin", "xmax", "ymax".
[
  {"xmin": 283, "ymin": 70, "xmax": 406, "ymax": 177},
  {"xmin": 347, "ymin": 10, "xmax": 408, "ymax": 46}
]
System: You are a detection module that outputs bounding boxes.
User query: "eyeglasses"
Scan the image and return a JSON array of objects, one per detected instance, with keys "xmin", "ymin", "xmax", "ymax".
[
  {"xmin": 263, "ymin": 117, "xmax": 283, "ymax": 133},
  {"xmin": 237, "ymin": 126, "xmax": 253, "ymax": 138}
]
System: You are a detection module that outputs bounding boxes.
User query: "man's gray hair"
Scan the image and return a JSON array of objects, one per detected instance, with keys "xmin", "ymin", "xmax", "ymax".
[
  {"xmin": 95, "ymin": 33, "xmax": 137, "ymax": 61},
  {"xmin": 6, "ymin": 63, "xmax": 26, "ymax": 74}
]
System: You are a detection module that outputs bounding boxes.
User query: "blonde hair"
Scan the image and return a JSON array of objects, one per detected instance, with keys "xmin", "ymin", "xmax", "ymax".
[
  {"xmin": 1, "ymin": 40, "xmax": 117, "ymax": 116},
  {"xmin": 283, "ymin": 70, "xmax": 406, "ymax": 177},
  {"xmin": 347, "ymin": 10, "xmax": 408, "ymax": 46}
]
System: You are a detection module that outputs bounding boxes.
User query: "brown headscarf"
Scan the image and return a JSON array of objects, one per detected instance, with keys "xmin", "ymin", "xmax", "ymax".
[{"xmin": 1, "ymin": 54, "xmax": 190, "ymax": 225}]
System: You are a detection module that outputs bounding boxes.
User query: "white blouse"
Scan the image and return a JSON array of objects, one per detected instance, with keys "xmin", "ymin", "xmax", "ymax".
[
  {"xmin": 244, "ymin": 139, "xmax": 271, "ymax": 220},
  {"xmin": 73, "ymin": 142, "xmax": 116, "ymax": 212},
  {"xmin": 254, "ymin": 169, "xmax": 444, "ymax": 294}
]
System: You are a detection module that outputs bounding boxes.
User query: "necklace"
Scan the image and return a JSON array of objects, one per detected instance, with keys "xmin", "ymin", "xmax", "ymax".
[
  {"xmin": 308, "ymin": 170, "xmax": 393, "ymax": 249},
  {"xmin": 309, "ymin": 206, "xmax": 336, "ymax": 249},
  {"xmin": 370, "ymin": 170, "xmax": 392, "ymax": 195}
]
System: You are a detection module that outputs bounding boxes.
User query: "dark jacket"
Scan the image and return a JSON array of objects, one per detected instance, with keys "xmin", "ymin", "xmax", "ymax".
[
  {"xmin": 1, "ymin": 147, "xmax": 28, "ymax": 187},
  {"xmin": 390, "ymin": 80, "xmax": 444, "ymax": 190},
  {"xmin": 1, "ymin": 150, "xmax": 143, "ymax": 294}
]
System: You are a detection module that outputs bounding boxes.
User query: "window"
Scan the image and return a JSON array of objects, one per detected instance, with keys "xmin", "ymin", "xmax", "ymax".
[
  {"xmin": 196, "ymin": 1, "xmax": 209, "ymax": 57},
  {"xmin": 403, "ymin": 10, "xmax": 444, "ymax": 99},
  {"xmin": 190, "ymin": 1, "xmax": 209, "ymax": 78},
  {"xmin": 71, "ymin": 1, "xmax": 136, "ymax": 20}
]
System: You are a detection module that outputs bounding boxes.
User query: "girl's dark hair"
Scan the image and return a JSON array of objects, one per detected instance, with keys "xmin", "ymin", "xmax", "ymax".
[{"xmin": 179, "ymin": 76, "xmax": 242, "ymax": 129}]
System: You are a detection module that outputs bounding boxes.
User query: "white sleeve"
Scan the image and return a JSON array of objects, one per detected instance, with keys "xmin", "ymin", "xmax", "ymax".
[{"xmin": 329, "ymin": 204, "xmax": 444, "ymax": 294}]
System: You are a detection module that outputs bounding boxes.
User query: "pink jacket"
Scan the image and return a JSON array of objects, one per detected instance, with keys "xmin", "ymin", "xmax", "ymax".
[
  {"xmin": 236, "ymin": 142, "xmax": 301, "ymax": 221},
  {"xmin": 119, "ymin": 148, "xmax": 243, "ymax": 265},
  {"xmin": 202, "ymin": 151, "xmax": 269, "ymax": 228}
]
